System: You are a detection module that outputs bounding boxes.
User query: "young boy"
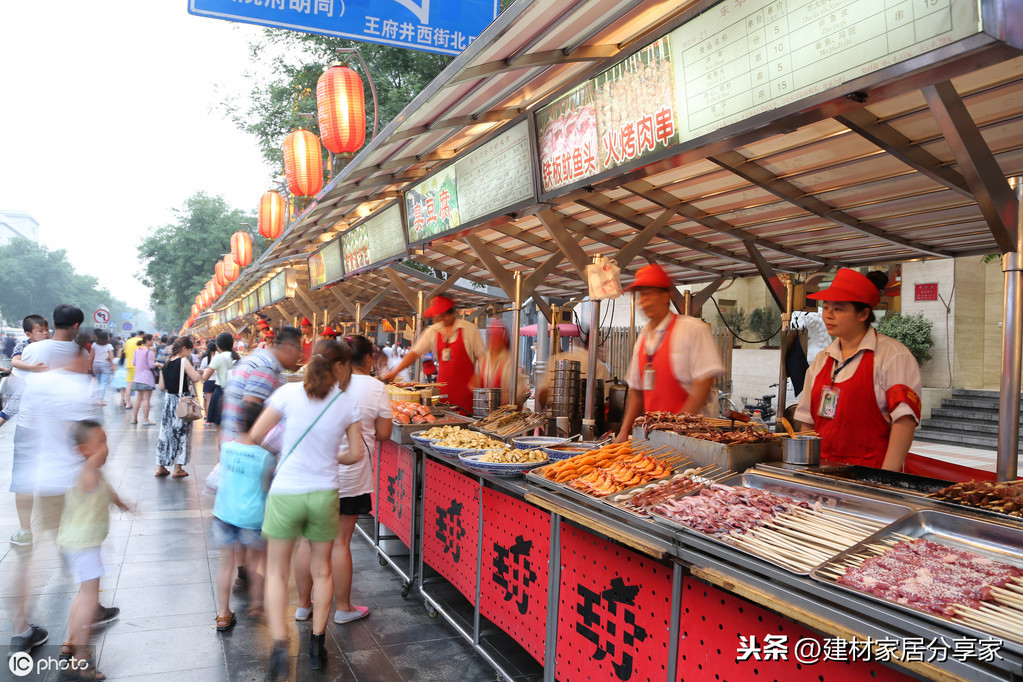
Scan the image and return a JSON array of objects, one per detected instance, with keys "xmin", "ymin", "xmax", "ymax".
[
  {"xmin": 1, "ymin": 314, "xmax": 49, "ymax": 426},
  {"xmin": 213, "ymin": 400, "xmax": 274, "ymax": 630},
  {"xmin": 58, "ymin": 420, "xmax": 130, "ymax": 680}
]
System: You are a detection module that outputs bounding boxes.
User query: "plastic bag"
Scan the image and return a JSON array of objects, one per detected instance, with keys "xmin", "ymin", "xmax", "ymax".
[
  {"xmin": 204, "ymin": 462, "xmax": 221, "ymax": 495},
  {"xmin": 586, "ymin": 255, "xmax": 623, "ymax": 300}
]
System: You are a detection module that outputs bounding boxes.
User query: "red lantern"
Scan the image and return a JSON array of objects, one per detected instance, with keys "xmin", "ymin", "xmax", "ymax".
[
  {"xmin": 283, "ymin": 129, "xmax": 323, "ymax": 197},
  {"xmin": 231, "ymin": 231, "xmax": 253, "ymax": 267},
  {"xmin": 191, "ymin": 304, "xmax": 198, "ymax": 317},
  {"xmin": 317, "ymin": 64, "xmax": 366, "ymax": 155},
  {"xmin": 215, "ymin": 261, "xmax": 227, "ymax": 288},
  {"xmin": 223, "ymin": 254, "xmax": 240, "ymax": 282},
  {"xmin": 213, "ymin": 279, "xmax": 224, "ymax": 297},
  {"xmin": 259, "ymin": 191, "xmax": 285, "ymax": 240},
  {"xmin": 195, "ymin": 294, "xmax": 203, "ymax": 308}
]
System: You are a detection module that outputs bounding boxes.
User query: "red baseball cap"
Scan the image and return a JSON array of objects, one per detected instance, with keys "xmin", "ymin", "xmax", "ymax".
[
  {"xmin": 300, "ymin": 317, "xmax": 312, "ymax": 326},
  {"xmin": 423, "ymin": 295, "xmax": 455, "ymax": 317},
  {"xmin": 626, "ymin": 263, "xmax": 673, "ymax": 291},
  {"xmin": 807, "ymin": 269, "xmax": 881, "ymax": 308},
  {"xmin": 321, "ymin": 326, "xmax": 337, "ymax": 337}
]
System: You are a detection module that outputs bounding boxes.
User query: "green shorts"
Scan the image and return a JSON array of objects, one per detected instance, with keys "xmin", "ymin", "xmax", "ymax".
[{"xmin": 262, "ymin": 489, "xmax": 340, "ymax": 542}]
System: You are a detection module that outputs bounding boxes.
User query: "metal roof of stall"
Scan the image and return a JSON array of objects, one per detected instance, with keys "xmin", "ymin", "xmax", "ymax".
[{"xmin": 210, "ymin": 0, "xmax": 1023, "ymax": 324}]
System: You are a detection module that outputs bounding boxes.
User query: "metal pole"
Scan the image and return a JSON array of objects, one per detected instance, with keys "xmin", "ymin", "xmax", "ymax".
[
  {"xmin": 536, "ymin": 300, "xmax": 549, "ymax": 389},
  {"xmin": 628, "ymin": 292, "xmax": 637, "ymax": 353},
  {"xmin": 776, "ymin": 277, "xmax": 796, "ymax": 431},
  {"xmin": 582, "ymin": 298, "xmax": 600, "ymax": 439},
  {"xmin": 415, "ymin": 291, "xmax": 425, "ymax": 383},
  {"xmin": 509, "ymin": 272, "xmax": 523, "ymax": 407},
  {"xmin": 996, "ymin": 178, "xmax": 1023, "ymax": 482},
  {"xmin": 683, "ymin": 290, "xmax": 692, "ymax": 316},
  {"xmin": 355, "ymin": 302, "xmax": 363, "ymax": 327}
]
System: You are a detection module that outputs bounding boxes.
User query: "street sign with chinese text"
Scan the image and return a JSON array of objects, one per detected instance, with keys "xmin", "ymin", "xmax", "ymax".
[{"xmin": 188, "ymin": 0, "xmax": 499, "ymax": 56}]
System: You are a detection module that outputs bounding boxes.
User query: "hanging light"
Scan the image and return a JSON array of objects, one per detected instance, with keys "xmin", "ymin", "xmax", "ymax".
[
  {"xmin": 223, "ymin": 253, "xmax": 240, "ymax": 282},
  {"xmin": 213, "ymin": 278, "xmax": 224, "ymax": 297},
  {"xmin": 259, "ymin": 191, "xmax": 286, "ymax": 240},
  {"xmin": 317, "ymin": 64, "xmax": 366, "ymax": 155},
  {"xmin": 215, "ymin": 260, "xmax": 227, "ymax": 288},
  {"xmin": 195, "ymin": 294, "xmax": 203, "ymax": 308},
  {"xmin": 231, "ymin": 231, "xmax": 253, "ymax": 267},
  {"xmin": 283, "ymin": 129, "xmax": 323, "ymax": 196},
  {"xmin": 191, "ymin": 304, "xmax": 198, "ymax": 318}
]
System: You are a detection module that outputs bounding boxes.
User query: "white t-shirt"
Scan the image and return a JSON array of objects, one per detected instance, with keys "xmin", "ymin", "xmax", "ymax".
[
  {"xmin": 337, "ymin": 374, "xmax": 392, "ymax": 498},
  {"xmin": 21, "ymin": 339, "xmax": 83, "ymax": 372},
  {"xmin": 266, "ymin": 382, "xmax": 361, "ymax": 494},
  {"xmin": 19, "ymin": 370, "xmax": 93, "ymax": 496},
  {"xmin": 625, "ymin": 314, "xmax": 724, "ymax": 390},
  {"xmin": 209, "ymin": 352, "xmax": 234, "ymax": 387},
  {"xmin": 91, "ymin": 343, "xmax": 114, "ymax": 372}
]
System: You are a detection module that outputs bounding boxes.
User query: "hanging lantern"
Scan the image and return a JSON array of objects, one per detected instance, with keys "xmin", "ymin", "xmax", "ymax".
[
  {"xmin": 195, "ymin": 294, "xmax": 203, "ymax": 308},
  {"xmin": 259, "ymin": 191, "xmax": 286, "ymax": 240},
  {"xmin": 213, "ymin": 279, "xmax": 224, "ymax": 297},
  {"xmin": 317, "ymin": 64, "xmax": 366, "ymax": 155},
  {"xmin": 283, "ymin": 129, "xmax": 323, "ymax": 196},
  {"xmin": 231, "ymin": 231, "xmax": 253, "ymax": 267},
  {"xmin": 215, "ymin": 260, "xmax": 227, "ymax": 288},
  {"xmin": 223, "ymin": 253, "xmax": 240, "ymax": 282},
  {"xmin": 191, "ymin": 304, "xmax": 198, "ymax": 318}
]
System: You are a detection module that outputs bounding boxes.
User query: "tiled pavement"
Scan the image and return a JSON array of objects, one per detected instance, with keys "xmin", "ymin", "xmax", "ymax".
[{"xmin": 0, "ymin": 393, "xmax": 534, "ymax": 681}]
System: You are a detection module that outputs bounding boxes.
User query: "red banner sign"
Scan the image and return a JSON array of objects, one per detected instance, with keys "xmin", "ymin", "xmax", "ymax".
[
  {"xmin": 376, "ymin": 440, "xmax": 415, "ymax": 548},
  {"xmin": 422, "ymin": 457, "xmax": 480, "ymax": 604},
  {"xmin": 914, "ymin": 282, "xmax": 939, "ymax": 301}
]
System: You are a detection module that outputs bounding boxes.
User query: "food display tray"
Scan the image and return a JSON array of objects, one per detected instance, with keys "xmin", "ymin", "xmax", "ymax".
[
  {"xmin": 524, "ymin": 453, "xmax": 685, "ymax": 510},
  {"xmin": 602, "ymin": 471, "xmax": 720, "ymax": 521},
  {"xmin": 391, "ymin": 414, "xmax": 473, "ymax": 445},
  {"xmin": 458, "ymin": 452, "xmax": 549, "ymax": 477},
  {"xmin": 810, "ymin": 510, "xmax": 1023, "ymax": 649},
  {"xmin": 649, "ymin": 472, "xmax": 914, "ymax": 576},
  {"xmin": 635, "ymin": 428, "xmax": 781, "ymax": 472}
]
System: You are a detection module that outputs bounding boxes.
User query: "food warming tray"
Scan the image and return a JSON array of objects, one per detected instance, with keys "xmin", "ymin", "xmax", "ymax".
[
  {"xmin": 650, "ymin": 472, "xmax": 914, "ymax": 575},
  {"xmin": 602, "ymin": 471, "xmax": 719, "ymax": 522},
  {"xmin": 810, "ymin": 510, "xmax": 1023, "ymax": 648},
  {"xmin": 524, "ymin": 451, "xmax": 687, "ymax": 509}
]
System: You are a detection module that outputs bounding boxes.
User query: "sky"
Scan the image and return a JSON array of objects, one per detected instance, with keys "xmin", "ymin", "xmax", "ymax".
[{"xmin": 0, "ymin": 1, "xmax": 278, "ymax": 315}]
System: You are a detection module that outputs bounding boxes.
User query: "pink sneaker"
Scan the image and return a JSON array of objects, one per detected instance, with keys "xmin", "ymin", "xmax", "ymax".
[{"xmin": 333, "ymin": 605, "xmax": 370, "ymax": 624}]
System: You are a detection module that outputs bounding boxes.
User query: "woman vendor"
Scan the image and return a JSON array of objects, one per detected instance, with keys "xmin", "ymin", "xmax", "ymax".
[
  {"xmin": 381, "ymin": 295, "xmax": 484, "ymax": 415},
  {"xmin": 794, "ymin": 268, "xmax": 922, "ymax": 471},
  {"xmin": 477, "ymin": 319, "xmax": 529, "ymax": 407}
]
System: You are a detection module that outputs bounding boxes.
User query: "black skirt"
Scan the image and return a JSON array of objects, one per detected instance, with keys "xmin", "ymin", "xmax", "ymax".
[{"xmin": 207, "ymin": 386, "xmax": 224, "ymax": 425}]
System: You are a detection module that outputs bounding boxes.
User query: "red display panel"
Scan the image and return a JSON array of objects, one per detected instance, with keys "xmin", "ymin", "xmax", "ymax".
[
  {"xmin": 557, "ymin": 522, "xmax": 673, "ymax": 681},
  {"xmin": 376, "ymin": 440, "xmax": 414, "ymax": 547},
  {"xmin": 677, "ymin": 577, "xmax": 913, "ymax": 681},
  {"xmin": 915, "ymin": 282, "xmax": 939, "ymax": 301},
  {"xmin": 480, "ymin": 487, "xmax": 550, "ymax": 664},
  {"xmin": 422, "ymin": 457, "xmax": 480, "ymax": 604}
]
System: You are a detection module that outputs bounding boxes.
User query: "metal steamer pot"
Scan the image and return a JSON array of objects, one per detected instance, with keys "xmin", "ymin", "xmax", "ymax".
[{"xmin": 781, "ymin": 435, "xmax": 822, "ymax": 466}]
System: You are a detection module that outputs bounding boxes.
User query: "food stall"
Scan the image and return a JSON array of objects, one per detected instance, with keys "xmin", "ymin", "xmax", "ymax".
[{"xmin": 184, "ymin": 0, "xmax": 1023, "ymax": 678}]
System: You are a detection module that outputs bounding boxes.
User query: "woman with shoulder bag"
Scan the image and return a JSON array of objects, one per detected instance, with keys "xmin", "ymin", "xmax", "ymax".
[
  {"xmin": 156, "ymin": 336, "xmax": 203, "ymax": 478},
  {"xmin": 131, "ymin": 334, "xmax": 158, "ymax": 425}
]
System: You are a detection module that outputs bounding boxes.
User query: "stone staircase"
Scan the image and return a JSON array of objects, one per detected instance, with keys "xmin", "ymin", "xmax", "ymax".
[{"xmin": 915, "ymin": 389, "xmax": 1022, "ymax": 450}]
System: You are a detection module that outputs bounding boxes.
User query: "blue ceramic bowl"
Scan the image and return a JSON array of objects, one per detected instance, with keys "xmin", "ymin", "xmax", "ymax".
[{"xmin": 458, "ymin": 452, "xmax": 549, "ymax": 477}]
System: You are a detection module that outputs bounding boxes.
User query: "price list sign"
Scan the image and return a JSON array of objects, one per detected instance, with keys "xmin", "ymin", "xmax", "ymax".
[
  {"xmin": 343, "ymin": 203, "xmax": 407, "ymax": 275},
  {"xmin": 308, "ymin": 238, "xmax": 344, "ymax": 290},
  {"xmin": 671, "ymin": 0, "xmax": 981, "ymax": 141},
  {"xmin": 453, "ymin": 120, "xmax": 533, "ymax": 224}
]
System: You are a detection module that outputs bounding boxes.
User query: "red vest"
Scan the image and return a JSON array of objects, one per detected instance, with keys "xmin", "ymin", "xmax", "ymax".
[
  {"xmin": 810, "ymin": 351, "xmax": 891, "ymax": 468},
  {"xmin": 638, "ymin": 315, "xmax": 689, "ymax": 413},
  {"xmin": 436, "ymin": 327, "xmax": 475, "ymax": 414}
]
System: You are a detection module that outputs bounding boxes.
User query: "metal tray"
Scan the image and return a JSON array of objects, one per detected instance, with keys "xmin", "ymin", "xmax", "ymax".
[
  {"xmin": 391, "ymin": 415, "xmax": 473, "ymax": 445},
  {"xmin": 636, "ymin": 428, "xmax": 781, "ymax": 472},
  {"xmin": 524, "ymin": 453, "xmax": 685, "ymax": 510},
  {"xmin": 810, "ymin": 510, "xmax": 1023, "ymax": 648},
  {"xmin": 649, "ymin": 472, "xmax": 914, "ymax": 575},
  {"xmin": 603, "ymin": 472, "xmax": 713, "ymax": 520}
]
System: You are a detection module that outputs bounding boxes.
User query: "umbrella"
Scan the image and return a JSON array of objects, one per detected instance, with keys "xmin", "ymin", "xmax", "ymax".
[{"xmin": 518, "ymin": 323, "xmax": 581, "ymax": 337}]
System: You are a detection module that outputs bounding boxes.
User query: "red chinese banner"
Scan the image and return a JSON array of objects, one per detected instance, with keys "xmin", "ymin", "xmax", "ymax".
[
  {"xmin": 422, "ymin": 457, "xmax": 480, "ymax": 604},
  {"xmin": 556, "ymin": 522, "xmax": 673, "ymax": 681},
  {"xmin": 480, "ymin": 488, "xmax": 550, "ymax": 664},
  {"xmin": 376, "ymin": 440, "xmax": 415, "ymax": 547}
]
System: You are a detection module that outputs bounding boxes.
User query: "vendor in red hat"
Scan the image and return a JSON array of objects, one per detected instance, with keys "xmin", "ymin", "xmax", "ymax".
[
  {"xmin": 319, "ymin": 326, "xmax": 337, "ymax": 340},
  {"xmin": 477, "ymin": 318, "xmax": 530, "ymax": 407},
  {"xmin": 794, "ymin": 269, "xmax": 921, "ymax": 471},
  {"xmin": 381, "ymin": 295, "xmax": 484, "ymax": 414},
  {"xmin": 615, "ymin": 264, "xmax": 724, "ymax": 443},
  {"xmin": 299, "ymin": 317, "xmax": 315, "ymax": 364}
]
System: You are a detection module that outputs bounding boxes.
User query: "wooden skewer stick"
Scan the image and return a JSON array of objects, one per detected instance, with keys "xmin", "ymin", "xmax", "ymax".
[
  {"xmin": 729, "ymin": 535, "xmax": 816, "ymax": 571},
  {"xmin": 743, "ymin": 529, "xmax": 833, "ymax": 561},
  {"xmin": 990, "ymin": 586, "xmax": 1023, "ymax": 608},
  {"xmin": 977, "ymin": 602, "xmax": 1023, "ymax": 625},
  {"xmin": 761, "ymin": 524, "xmax": 855, "ymax": 553},
  {"xmin": 953, "ymin": 608, "xmax": 1023, "ymax": 638}
]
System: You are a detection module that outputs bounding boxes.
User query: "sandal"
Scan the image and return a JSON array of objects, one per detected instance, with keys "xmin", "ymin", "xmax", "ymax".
[
  {"xmin": 248, "ymin": 605, "xmax": 264, "ymax": 620},
  {"xmin": 216, "ymin": 611, "xmax": 237, "ymax": 632},
  {"xmin": 172, "ymin": 470, "xmax": 189, "ymax": 478},
  {"xmin": 155, "ymin": 468, "xmax": 170, "ymax": 477},
  {"xmin": 65, "ymin": 656, "xmax": 106, "ymax": 681}
]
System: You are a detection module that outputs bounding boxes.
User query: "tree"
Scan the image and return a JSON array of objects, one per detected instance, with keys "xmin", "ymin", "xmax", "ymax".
[
  {"xmin": 222, "ymin": 31, "xmax": 452, "ymax": 171},
  {"xmin": 749, "ymin": 305, "xmax": 781, "ymax": 347},
  {"xmin": 137, "ymin": 192, "xmax": 259, "ymax": 331},
  {"xmin": 877, "ymin": 312, "xmax": 934, "ymax": 365},
  {"xmin": 720, "ymin": 306, "xmax": 747, "ymax": 345},
  {"xmin": 0, "ymin": 237, "xmax": 145, "ymax": 328}
]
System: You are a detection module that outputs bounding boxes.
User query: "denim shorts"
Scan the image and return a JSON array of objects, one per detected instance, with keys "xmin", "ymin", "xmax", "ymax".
[{"xmin": 211, "ymin": 517, "xmax": 266, "ymax": 550}]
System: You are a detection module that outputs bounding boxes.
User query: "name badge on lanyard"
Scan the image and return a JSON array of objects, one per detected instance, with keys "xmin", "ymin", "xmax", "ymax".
[
  {"xmin": 441, "ymin": 347, "xmax": 452, "ymax": 362},
  {"xmin": 818, "ymin": 386, "xmax": 840, "ymax": 419},
  {"xmin": 643, "ymin": 365, "xmax": 655, "ymax": 391}
]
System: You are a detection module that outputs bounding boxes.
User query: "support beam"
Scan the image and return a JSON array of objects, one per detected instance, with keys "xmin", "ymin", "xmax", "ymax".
[
  {"xmin": 291, "ymin": 287, "xmax": 322, "ymax": 323},
  {"xmin": 428, "ymin": 262, "xmax": 474, "ymax": 299},
  {"xmin": 329, "ymin": 288, "xmax": 358, "ymax": 317},
  {"xmin": 615, "ymin": 208, "xmax": 675, "ymax": 268},
  {"xmin": 360, "ymin": 286, "xmax": 392, "ymax": 318},
  {"xmin": 383, "ymin": 267, "xmax": 419, "ymax": 309},
  {"xmin": 922, "ymin": 81, "xmax": 1018, "ymax": 253},
  {"xmin": 743, "ymin": 241, "xmax": 786, "ymax": 310},
  {"xmin": 538, "ymin": 209, "xmax": 590, "ymax": 280},
  {"xmin": 710, "ymin": 151, "xmax": 950, "ymax": 258},
  {"xmin": 690, "ymin": 277, "xmax": 727, "ymax": 316},
  {"xmin": 452, "ymin": 45, "xmax": 619, "ymax": 83},
  {"xmin": 835, "ymin": 108, "xmax": 973, "ymax": 199}
]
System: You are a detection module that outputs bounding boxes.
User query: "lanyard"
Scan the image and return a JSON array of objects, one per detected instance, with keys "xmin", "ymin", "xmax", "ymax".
[
  {"xmin": 829, "ymin": 353, "xmax": 859, "ymax": 387},
  {"xmin": 644, "ymin": 315, "xmax": 673, "ymax": 365}
]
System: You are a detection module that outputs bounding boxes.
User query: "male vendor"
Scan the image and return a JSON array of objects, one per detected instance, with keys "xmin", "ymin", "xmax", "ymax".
[
  {"xmin": 381, "ymin": 295, "xmax": 484, "ymax": 415},
  {"xmin": 615, "ymin": 264, "xmax": 724, "ymax": 442},
  {"xmin": 299, "ymin": 317, "xmax": 315, "ymax": 364}
]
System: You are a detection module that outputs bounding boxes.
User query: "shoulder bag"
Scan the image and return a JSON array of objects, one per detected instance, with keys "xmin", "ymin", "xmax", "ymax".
[{"xmin": 174, "ymin": 358, "xmax": 204, "ymax": 421}]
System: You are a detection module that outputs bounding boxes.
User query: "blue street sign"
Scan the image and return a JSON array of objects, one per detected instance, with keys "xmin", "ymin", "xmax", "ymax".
[
  {"xmin": 188, "ymin": 0, "xmax": 499, "ymax": 56},
  {"xmin": 123, "ymin": 322, "xmax": 133, "ymax": 332},
  {"xmin": 120, "ymin": 311, "xmax": 133, "ymax": 320}
]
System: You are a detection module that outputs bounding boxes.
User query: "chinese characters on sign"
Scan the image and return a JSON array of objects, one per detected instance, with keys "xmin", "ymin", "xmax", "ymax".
[
  {"xmin": 189, "ymin": 0, "xmax": 499, "ymax": 57},
  {"xmin": 915, "ymin": 282, "xmax": 939, "ymax": 301},
  {"xmin": 491, "ymin": 535, "xmax": 538, "ymax": 616},
  {"xmin": 736, "ymin": 633, "xmax": 1004, "ymax": 665},
  {"xmin": 386, "ymin": 468, "xmax": 407, "ymax": 520},
  {"xmin": 576, "ymin": 577, "xmax": 648, "ymax": 681},
  {"xmin": 307, "ymin": 238, "xmax": 344, "ymax": 289},
  {"xmin": 342, "ymin": 202, "xmax": 407, "ymax": 275},
  {"xmin": 405, "ymin": 168, "xmax": 458, "ymax": 243},
  {"xmin": 435, "ymin": 499, "xmax": 466, "ymax": 563}
]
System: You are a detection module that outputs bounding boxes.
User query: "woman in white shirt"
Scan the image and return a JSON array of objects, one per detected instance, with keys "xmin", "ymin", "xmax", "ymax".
[
  {"xmin": 250, "ymin": 340, "xmax": 367, "ymax": 675},
  {"xmin": 89, "ymin": 329, "xmax": 115, "ymax": 406},
  {"xmin": 201, "ymin": 332, "xmax": 239, "ymax": 438}
]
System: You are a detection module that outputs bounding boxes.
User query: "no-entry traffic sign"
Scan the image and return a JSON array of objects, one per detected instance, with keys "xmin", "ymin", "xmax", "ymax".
[{"xmin": 94, "ymin": 309, "xmax": 110, "ymax": 324}]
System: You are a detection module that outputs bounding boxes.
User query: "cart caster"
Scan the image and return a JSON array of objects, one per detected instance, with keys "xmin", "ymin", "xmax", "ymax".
[
  {"xmin": 427, "ymin": 606, "xmax": 437, "ymax": 618},
  {"xmin": 378, "ymin": 557, "xmax": 387, "ymax": 567},
  {"xmin": 401, "ymin": 582, "xmax": 411, "ymax": 599}
]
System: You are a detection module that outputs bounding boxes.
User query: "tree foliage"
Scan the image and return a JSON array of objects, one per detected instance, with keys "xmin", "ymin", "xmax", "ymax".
[
  {"xmin": 137, "ymin": 192, "xmax": 259, "ymax": 331},
  {"xmin": 0, "ymin": 238, "xmax": 146, "ymax": 329},
  {"xmin": 877, "ymin": 312, "xmax": 934, "ymax": 364},
  {"xmin": 222, "ymin": 31, "xmax": 452, "ymax": 171},
  {"xmin": 749, "ymin": 305, "xmax": 781, "ymax": 346}
]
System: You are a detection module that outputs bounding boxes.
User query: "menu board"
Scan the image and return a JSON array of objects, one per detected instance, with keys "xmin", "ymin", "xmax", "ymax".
[
  {"xmin": 270, "ymin": 271, "xmax": 286, "ymax": 303},
  {"xmin": 404, "ymin": 120, "xmax": 535, "ymax": 244},
  {"xmin": 308, "ymin": 238, "xmax": 344, "ymax": 290},
  {"xmin": 247, "ymin": 292, "xmax": 258, "ymax": 314},
  {"xmin": 343, "ymin": 203, "xmax": 407, "ymax": 275},
  {"xmin": 256, "ymin": 283, "xmax": 268, "ymax": 310},
  {"xmin": 536, "ymin": 0, "xmax": 982, "ymax": 193}
]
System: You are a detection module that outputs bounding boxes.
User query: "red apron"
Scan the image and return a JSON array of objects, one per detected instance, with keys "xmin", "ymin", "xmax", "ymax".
[
  {"xmin": 639, "ymin": 315, "xmax": 689, "ymax": 413},
  {"xmin": 810, "ymin": 351, "xmax": 891, "ymax": 468},
  {"xmin": 437, "ymin": 327, "xmax": 475, "ymax": 414},
  {"xmin": 301, "ymin": 337, "xmax": 314, "ymax": 365}
]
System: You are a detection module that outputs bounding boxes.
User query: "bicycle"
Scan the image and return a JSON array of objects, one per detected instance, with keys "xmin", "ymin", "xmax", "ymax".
[{"xmin": 717, "ymin": 390, "xmax": 739, "ymax": 418}]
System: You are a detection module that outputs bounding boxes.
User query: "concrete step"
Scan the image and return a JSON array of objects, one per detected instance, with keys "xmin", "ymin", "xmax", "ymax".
[
  {"xmin": 951, "ymin": 389, "xmax": 1023, "ymax": 401},
  {"xmin": 930, "ymin": 408, "xmax": 1023, "ymax": 425},
  {"xmin": 920, "ymin": 419, "xmax": 1000, "ymax": 436},
  {"xmin": 914, "ymin": 429, "xmax": 998, "ymax": 450},
  {"xmin": 941, "ymin": 398, "xmax": 1001, "ymax": 411}
]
